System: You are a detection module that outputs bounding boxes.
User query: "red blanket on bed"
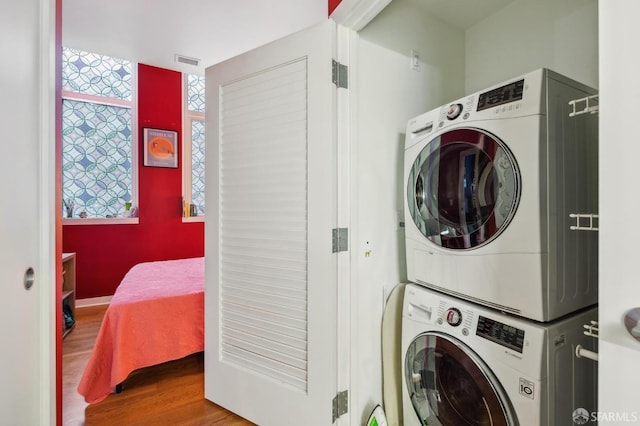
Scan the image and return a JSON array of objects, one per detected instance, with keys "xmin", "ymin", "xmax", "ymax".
[{"xmin": 77, "ymin": 257, "xmax": 205, "ymax": 404}]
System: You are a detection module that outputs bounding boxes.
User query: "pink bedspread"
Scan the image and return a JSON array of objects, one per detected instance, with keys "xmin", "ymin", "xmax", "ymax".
[{"xmin": 77, "ymin": 257, "xmax": 204, "ymax": 404}]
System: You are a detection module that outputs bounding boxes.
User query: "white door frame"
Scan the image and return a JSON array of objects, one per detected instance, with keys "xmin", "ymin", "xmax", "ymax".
[
  {"xmin": 332, "ymin": 2, "xmax": 389, "ymax": 423},
  {"xmin": 331, "ymin": 0, "xmax": 392, "ymax": 31},
  {"xmin": 40, "ymin": 0, "xmax": 58, "ymax": 422},
  {"xmin": 335, "ymin": 22, "xmax": 353, "ymax": 426}
]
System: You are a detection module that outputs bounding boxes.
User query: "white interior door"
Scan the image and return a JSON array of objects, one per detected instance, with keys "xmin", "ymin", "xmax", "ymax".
[
  {"xmin": 598, "ymin": 1, "xmax": 640, "ymax": 420},
  {"xmin": 204, "ymin": 19, "xmax": 340, "ymax": 426},
  {"xmin": 0, "ymin": 0, "xmax": 55, "ymax": 424}
]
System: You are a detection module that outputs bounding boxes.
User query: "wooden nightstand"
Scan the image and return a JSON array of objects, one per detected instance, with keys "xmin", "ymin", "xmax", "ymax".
[{"xmin": 62, "ymin": 252, "xmax": 76, "ymax": 338}]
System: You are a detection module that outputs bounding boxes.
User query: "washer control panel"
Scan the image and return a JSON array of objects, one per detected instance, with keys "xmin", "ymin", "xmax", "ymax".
[
  {"xmin": 403, "ymin": 285, "xmax": 537, "ymax": 359},
  {"xmin": 476, "ymin": 315, "xmax": 525, "ymax": 353},
  {"xmin": 445, "ymin": 307, "xmax": 462, "ymax": 326},
  {"xmin": 436, "ymin": 301, "xmax": 474, "ymax": 336}
]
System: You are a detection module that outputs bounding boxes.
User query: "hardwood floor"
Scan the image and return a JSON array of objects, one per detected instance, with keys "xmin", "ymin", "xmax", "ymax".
[{"xmin": 63, "ymin": 305, "xmax": 255, "ymax": 426}]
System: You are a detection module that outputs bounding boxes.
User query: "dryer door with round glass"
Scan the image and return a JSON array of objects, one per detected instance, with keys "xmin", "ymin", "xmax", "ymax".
[
  {"xmin": 404, "ymin": 332, "xmax": 517, "ymax": 426},
  {"xmin": 407, "ymin": 128, "xmax": 520, "ymax": 250}
]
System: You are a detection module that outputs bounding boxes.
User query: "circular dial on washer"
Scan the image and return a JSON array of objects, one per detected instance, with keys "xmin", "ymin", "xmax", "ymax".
[
  {"xmin": 446, "ymin": 103, "xmax": 463, "ymax": 120},
  {"xmin": 445, "ymin": 307, "xmax": 462, "ymax": 326}
]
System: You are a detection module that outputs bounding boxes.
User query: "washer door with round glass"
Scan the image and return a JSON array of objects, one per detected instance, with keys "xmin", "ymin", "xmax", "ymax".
[
  {"xmin": 407, "ymin": 128, "xmax": 520, "ymax": 250},
  {"xmin": 405, "ymin": 332, "xmax": 517, "ymax": 426}
]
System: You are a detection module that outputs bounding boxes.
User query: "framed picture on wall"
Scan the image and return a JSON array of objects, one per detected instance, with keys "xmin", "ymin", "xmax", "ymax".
[{"xmin": 143, "ymin": 128, "xmax": 178, "ymax": 168}]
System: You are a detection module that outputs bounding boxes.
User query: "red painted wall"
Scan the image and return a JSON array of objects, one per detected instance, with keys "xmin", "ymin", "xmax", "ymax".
[
  {"xmin": 329, "ymin": 0, "xmax": 343, "ymax": 15},
  {"xmin": 63, "ymin": 64, "xmax": 204, "ymax": 299}
]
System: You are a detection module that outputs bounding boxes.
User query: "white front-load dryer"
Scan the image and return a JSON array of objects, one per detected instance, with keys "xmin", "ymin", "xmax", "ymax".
[
  {"xmin": 404, "ymin": 68, "xmax": 598, "ymax": 321},
  {"xmin": 401, "ymin": 284, "xmax": 597, "ymax": 426}
]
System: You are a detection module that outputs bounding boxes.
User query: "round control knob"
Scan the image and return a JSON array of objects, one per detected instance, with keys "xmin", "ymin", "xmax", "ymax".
[
  {"xmin": 446, "ymin": 103, "xmax": 463, "ymax": 120},
  {"xmin": 445, "ymin": 307, "xmax": 462, "ymax": 326}
]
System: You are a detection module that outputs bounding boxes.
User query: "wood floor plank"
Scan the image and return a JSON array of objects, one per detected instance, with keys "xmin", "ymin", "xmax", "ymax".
[{"xmin": 63, "ymin": 305, "xmax": 254, "ymax": 425}]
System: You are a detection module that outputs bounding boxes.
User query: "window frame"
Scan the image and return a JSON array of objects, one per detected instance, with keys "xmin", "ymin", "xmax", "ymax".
[
  {"xmin": 61, "ymin": 49, "xmax": 139, "ymax": 225},
  {"xmin": 182, "ymin": 74, "xmax": 205, "ymax": 223}
]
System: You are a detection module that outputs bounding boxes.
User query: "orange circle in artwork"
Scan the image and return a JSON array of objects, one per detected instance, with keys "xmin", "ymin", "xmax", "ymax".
[{"xmin": 149, "ymin": 137, "xmax": 174, "ymax": 159}]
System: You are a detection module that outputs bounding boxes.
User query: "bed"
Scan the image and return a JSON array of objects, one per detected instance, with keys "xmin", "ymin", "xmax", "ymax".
[{"xmin": 77, "ymin": 257, "xmax": 204, "ymax": 404}]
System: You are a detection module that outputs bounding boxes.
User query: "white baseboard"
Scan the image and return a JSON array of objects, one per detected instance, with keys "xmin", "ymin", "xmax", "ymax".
[{"xmin": 76, "ymin": 296, "xmax": 112, "ymax": 307}]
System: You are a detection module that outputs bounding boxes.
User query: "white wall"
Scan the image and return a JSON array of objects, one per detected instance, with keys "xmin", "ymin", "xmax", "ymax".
[
  {"xmin": 357, "ymin": 0, "xmax": 467, "ymax": 105},
  {"xmin": 350, "ymin": 0, "xmax": 598, "ymax": 423},
  {"xmin": 350, "ymin": 1, "xmax": 465, "ymax": 422},
  {"xmin": 465, "ymin": 0, "xmax": 598, "ymax": 92}
]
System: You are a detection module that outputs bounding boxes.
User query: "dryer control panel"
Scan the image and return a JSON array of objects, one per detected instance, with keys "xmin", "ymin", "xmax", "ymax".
[
  {"xmin": 477, "ymin": 79, "xmax": 525, "ymax": 112},
  {"xmin": 405, "ymin": 68, "xmax": 553, "ymax": 149}
]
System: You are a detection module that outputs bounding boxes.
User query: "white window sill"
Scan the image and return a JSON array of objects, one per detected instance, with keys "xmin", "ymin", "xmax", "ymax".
[
  {"xmin": 62, "ymin": 217, "xmax": 140, "ymax": 226},
  {"xmin": 182, "ymin": 216, "xmax": 205, "ymax": 223}
]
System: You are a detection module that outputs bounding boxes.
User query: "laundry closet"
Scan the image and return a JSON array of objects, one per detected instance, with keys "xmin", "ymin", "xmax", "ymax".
[
  {"xmin": 348, "ymin": 0, "xmax": 598, "ymax": 423},
  {"xmin": 203, "ymin": 0, "xmax": 622, "ymax": 424}
]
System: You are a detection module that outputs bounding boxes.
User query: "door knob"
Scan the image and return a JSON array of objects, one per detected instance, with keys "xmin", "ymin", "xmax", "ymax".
[
  {"xmin": 623, "ymin": 308, "xmax": 640, "ymax": 342},
  {"xmin": 24, "ymin": 267, "xmax": 35, "ymax": 290}
]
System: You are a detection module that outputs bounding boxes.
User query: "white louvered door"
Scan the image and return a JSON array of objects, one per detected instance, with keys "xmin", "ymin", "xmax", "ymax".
[{"xmin": 204, "ymin": 19, "xmax": 339, "ymax": 425}]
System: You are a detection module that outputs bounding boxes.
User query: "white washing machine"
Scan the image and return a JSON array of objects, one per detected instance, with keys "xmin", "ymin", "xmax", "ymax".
[
  {"xmin": 401, "ymin": 284, "xmax": 597, "ymax": 426},
  {"xmin": 404, "ymin": 68, "xmax": 598, "ymax": 321}
]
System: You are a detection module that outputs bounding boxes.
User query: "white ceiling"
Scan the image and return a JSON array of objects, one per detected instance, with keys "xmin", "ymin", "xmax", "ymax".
[
  {"xmin": 62, "ymin": 0, "xmax": 327, "ymax": 75},
  {"xmin": 404, "ymin": 0, "xmax": 515, "ymax": 30},
  {"xmin": 62, "ymin": 0, "xmax": 515, "ymax": 75}
]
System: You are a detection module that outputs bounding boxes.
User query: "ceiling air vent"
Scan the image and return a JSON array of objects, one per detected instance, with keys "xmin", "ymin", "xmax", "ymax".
[{"xmin": 175, "ymin": 54, "xmax": 200, "ymax": 67}]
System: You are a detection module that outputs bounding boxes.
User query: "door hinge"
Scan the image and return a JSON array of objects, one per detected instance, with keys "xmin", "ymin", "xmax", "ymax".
[
  {"xmin": 332, "ymin": 228, "xmax": 348, "ymax": 253},
  {"xmin": 332, "ymin": 59, "xmax": 348, "ymax": 89},
  {"xmin": 332, "ymin": 390, "xmax": 348, "ymax": 422}
]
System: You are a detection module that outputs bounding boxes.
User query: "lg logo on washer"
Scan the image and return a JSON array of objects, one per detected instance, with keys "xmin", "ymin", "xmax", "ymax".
[{"xmin": 518, "ymin": 378, "xmax": 534, "ymax": 399}]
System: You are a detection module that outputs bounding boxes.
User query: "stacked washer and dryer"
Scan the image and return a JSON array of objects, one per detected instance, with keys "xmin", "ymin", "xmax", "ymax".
[{"xmin": 401, "ymin": 69, "xmax": 599, "ymax": 425}]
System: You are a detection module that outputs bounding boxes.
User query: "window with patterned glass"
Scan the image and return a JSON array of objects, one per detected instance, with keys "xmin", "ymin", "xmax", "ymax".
[
  {"xmin": 183, "ymin": 74, "xmax": 205, "ymax": 218},
  {"xmin": 61, "ymin": 47, "xmax": 137, "ymax": 221}
]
